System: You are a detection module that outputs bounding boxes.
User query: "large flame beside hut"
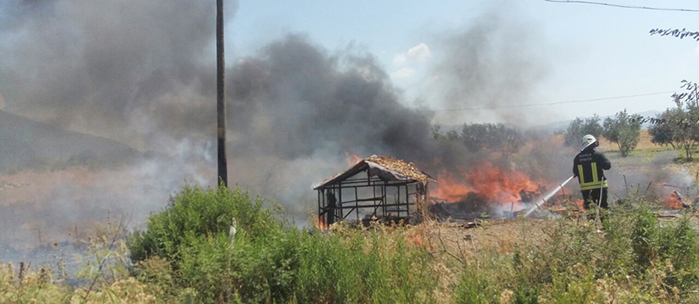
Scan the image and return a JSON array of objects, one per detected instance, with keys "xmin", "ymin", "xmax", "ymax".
[{"xmin": 431, "ymin": 162, "xmax": 546, "ymax": 208}]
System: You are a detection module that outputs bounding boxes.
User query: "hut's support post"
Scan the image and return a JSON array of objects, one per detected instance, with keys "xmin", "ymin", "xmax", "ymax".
[
  {"xmin": 406, "ymin": 184, "xmax": 410, "ymax": 222},
  {"xmin": 355, "ymin": 187, "xmax": 359, "ymax": 222},
  {"xmin": 396, "ymin": 185, "xmax": 401, "ymax": 219},
  {"xmin": 372, "ymin": 180, "xmax": 377, "ymax": 217},
  {"xmin": 323, "ymin": 189, "xmax": 328, "ymax": 225},
  {"xmin": 382, "ymin": 182, "xmax": 387, "ymax": 219},
  {"xmin": 317, "ymin": 190, "xmax": 321, "ymax": 224},
  {"xmin": 338, "ymin": 183, "xmax": 343, "ymax": 221},
  {"xmin": 319, "ymin": 189, "xmax": 325, "ymax": 225}
]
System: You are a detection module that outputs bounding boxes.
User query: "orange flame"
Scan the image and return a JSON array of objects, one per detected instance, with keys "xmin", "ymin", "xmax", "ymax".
[
  {"xmin": 408, "ymin": 235, "xmax": 423, "ymax": 247},
  {"xmin": 431, "ymin": 161, "xmax": 543, "ymax": 206},
  {"xmin": 430, "ymin": 170, "xmax": 472, "ymax": 203},
  {"xmin": 666, "ymin": 191, "xmax": 686, "ymax": 209},
  {"xmin": 314, "ymin": 216, "xmax": 328, "ymax": 231},
  {"xmin": 345, "ymin": 151, "xmax": 362, "ymax": 167}
]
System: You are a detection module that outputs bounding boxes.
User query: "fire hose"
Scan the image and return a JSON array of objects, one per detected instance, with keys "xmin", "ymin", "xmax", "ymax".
[{"xmin": 524, "ymin": 175, "xmax": 575, "ymax": 217}]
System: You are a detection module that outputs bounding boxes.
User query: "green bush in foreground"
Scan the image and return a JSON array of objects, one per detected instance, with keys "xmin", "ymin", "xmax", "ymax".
[
  {"xmin": 128, "ymin": 186, "xmax": 437, "ymax": 304},
  {"xmin": 128, "ymin": 186, "xmax": 276, "ymax": 264}
]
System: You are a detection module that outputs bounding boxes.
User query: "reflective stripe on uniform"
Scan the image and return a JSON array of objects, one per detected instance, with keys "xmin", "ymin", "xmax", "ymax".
[
  {"xmin": 578, "ymin": 161, "xmax": 607, "ymax": 190},
  {"xmin": 591, "ymin": 162, "xmax": 598, "ymax": 183},
  {"xmin": 580, "ymin": 180, "xmax": 608, "ymax": 190}
]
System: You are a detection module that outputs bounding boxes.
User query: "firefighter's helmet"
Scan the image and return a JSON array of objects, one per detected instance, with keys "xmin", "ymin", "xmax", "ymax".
[{"xmin": 581, "ymin": 134, "xmax": 597, "ymax": 151}]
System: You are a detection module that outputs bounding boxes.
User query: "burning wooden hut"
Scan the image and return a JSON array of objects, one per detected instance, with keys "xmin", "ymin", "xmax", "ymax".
[{"xmin": 314, "ymin": 155, "xmax": 433, "ymax": 227}]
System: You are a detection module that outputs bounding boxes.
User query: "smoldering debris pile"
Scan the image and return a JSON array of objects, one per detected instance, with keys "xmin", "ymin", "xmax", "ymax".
[{"xmin": 428, "ymin": 189, "xmax": 575, "ymax": 220}]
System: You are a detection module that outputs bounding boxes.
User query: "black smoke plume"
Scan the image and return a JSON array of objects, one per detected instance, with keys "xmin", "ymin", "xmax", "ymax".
[{"xmin": 0, "ymin": 0, "xmax": 563, "ymax": 254}]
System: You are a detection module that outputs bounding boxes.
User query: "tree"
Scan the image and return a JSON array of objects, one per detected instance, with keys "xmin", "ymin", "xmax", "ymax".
[
  {"xmin": 648, "ymin": 107, "xmax": 681, "ymax": 149},
  {"xmin": 649, "ymin": 23, "xmax": 699, "ymax": 159},
  {"xmin": 459, "ymin": 123, "xmax": 524, "ymax": 157},
  {"xmin": 493, "ymin": 125, "xmax": 525, "ymax": 158},
  {"xmin": 649, "ymin": 80, "xmax": 699, "ymax": 160},
  {"xmin": 460, "ymin": 123, "xmax": 490, "ymax": 152},
  {"xmin": 434, "ymin": 123, "xmax": 524, "ymax": 157},
  {"xmin": 431, "ymin": 125, "xmax": 461, "ymax": 142},
  {"xmin": 649, "ymin": 27, "xmax": 699, "ymax": 159},
  {"xmin": 602, "ymin": 109, "xmax": 642, "ymax": 157},
  {"xmin": 564, "ymin": 115, "xmax": 603, "ymax": 147}
]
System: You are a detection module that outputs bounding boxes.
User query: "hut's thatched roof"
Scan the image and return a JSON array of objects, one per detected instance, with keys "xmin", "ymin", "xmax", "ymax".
[{"xmin": 313, "ymin": 155, "xmax": 433, "ymax": 189}]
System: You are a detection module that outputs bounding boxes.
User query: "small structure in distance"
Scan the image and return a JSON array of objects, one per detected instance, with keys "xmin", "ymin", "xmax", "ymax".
[{"xmin": 314, "ymin": 155, "xmax": 433, "ymax": 227}]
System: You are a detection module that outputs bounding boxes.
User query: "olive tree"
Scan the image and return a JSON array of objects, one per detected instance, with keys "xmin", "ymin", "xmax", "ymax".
[
  {"xmin": 433, "ymin": 123, "xmax": 524, "ymax": 158},
  {"xmin": 603, "ymin": 109, "xmax": 642, "ymax": 157},
  {"xmin": 649, "ymin": 81, "xmax": 699, "ymax": 160},
  {"xmin": 460, "ymin": 123, "xmax": 524, "ymax": 157},
  {"xmin": 564, "ymin": 115, "xmax": 603, "ymax": 147}
]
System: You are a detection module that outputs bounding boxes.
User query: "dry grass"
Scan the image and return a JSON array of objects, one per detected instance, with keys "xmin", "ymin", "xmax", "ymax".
[
  {"xmin": 407, "ymin": 219, "xmax": 549, "ymax": 258},
  {"xmin": 1, "ymin": 263, "xmax": 158, "ymax": 304},
  {"xmin": 402, "ymin": 218, "xmax": 551, "ymax": 303},
  {"xmin": 634, "ymin": 130, "xmax": 659, "ymax": 151}
]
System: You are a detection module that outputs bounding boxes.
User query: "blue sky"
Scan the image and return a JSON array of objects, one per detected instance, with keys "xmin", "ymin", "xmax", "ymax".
[{"xmin": 228, "ymin": 0, "xmax": 699, "ymax": 126}]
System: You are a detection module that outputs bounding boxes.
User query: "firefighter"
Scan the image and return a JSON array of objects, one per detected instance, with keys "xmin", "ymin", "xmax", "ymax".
[{"xmin": 573, "ymin": 134, "xmax": 611, "ymax": 210}]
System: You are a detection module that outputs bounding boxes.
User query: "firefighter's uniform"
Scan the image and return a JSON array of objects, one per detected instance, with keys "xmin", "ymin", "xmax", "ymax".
[{"xmin": 573, "ymin": 135, "xmax": 611, "ymax": 210}]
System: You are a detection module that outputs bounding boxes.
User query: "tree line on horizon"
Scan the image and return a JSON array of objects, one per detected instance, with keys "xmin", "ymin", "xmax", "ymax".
[{"xmin": 564, "ymin": 81, "xmax": 699, "ymax": 160}]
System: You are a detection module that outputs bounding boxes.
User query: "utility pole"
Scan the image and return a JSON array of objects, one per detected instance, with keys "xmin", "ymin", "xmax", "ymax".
[{"xmin": 216, "ymin": 0, "xmax": 228, "ymax": 187}]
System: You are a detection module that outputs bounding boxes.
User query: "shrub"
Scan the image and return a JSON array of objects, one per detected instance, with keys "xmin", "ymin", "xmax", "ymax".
[
  {"xmin": 631, "ymin": 205, "xmax": 659, "ymax": 272},
  {"xmin": 656, "ymin": 216, "xmax": 699, "ymax": 294},
  {"xmin": 549, "ymin": 265, "xmax": 600, "ymax": 304},
  {"xmin": 128, "ymin": 186, "xmax": 276, "ymax": 264},
  {"xmin": 455, "ymin": 265, "xmax": 500, "ymax": 304},
  {"xmin": 128, "ymin": 186, "xmax": 277, "ymax": 303},
  {"xmin": 0, "ymin": 264, "xmax": 70, "ymax": 303},
  {"xmin": 129, "ymin": 187, "xmax": 439, "ymax": 303}
]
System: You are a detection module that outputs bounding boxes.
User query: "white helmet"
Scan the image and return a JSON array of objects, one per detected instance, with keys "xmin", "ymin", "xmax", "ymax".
[{"xmin": 581, "ymin": 134, "xmax": 597, "ymax": 151}]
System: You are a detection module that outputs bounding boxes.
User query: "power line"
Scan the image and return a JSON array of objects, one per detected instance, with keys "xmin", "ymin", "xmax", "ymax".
[
  {"xmin": 434, "ymin": 90, "xmax": 675, "ymax": 112},
  {"xmin": 543, "ymin": 0, "xmax": 699, "ymax": 13}
]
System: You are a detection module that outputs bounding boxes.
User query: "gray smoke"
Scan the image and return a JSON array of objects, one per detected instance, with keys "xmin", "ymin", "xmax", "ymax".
[
  {"xmin": 0, "ymin": 0, "xmax": 228, "ymax": 253},
  {"xmin": 0, "ymin": 0, "xmax": 560, "ymax": 254},
  {"xmin": 226, "ymin": 35, "xmax": 441, "ymax": 162},
  {"xmin": 0, "ymin": 0, "xmax": 227, "ymax": 147},
  {"xmin": 426, "ymin": 12, "xmax": 549, "ymax": 125}
]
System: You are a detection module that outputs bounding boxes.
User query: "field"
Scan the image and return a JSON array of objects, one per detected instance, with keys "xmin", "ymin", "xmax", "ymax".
[{"xmin": 3, "ymin": 132, "xmax": 699, "ymax": 304}]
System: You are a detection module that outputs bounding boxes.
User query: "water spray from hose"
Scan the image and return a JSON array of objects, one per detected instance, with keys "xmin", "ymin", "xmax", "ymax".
[{"xmin": 524, "ymin": 175, "xmax": 575, "ymax": 217}]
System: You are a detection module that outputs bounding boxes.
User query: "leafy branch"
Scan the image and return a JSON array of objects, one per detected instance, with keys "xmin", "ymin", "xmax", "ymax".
[{"xmin": 649, "ymin": 28, "xmax": 699, "ymax": 42}]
